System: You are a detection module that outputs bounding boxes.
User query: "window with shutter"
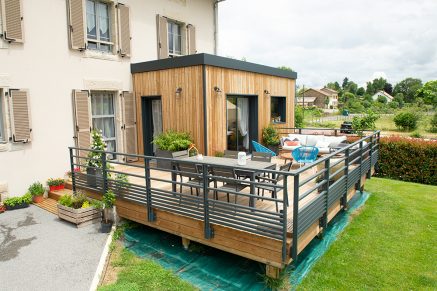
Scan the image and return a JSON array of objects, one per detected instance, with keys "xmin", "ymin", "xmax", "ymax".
[
  {"xmin": 9, "ymin": 89, "xmax": 31, "ymax": 143},
  {"xmin": 157, "ymin": 15, "xmax": 168, "ymax": 59},
  {"xmin": 72, "ymin": 90, "xmax": 92, "ymax": 158},
  {"xmin": 122, "ymin": 91, "xmax": 137, "ymax": 161},
  {"xmin": 187, "ymin": 24, "xmax": 196, "ymax": 55},
  {"xmin": 67, "ymin": 0, "xmax": 86, "ymax": 50},
  {"xmin": 1, "ymin": 0, "xmax": 24, "ymax": 42},
  {"xmin": 117, "ymin": 3, "xmax": 131, "ymax": 57}
]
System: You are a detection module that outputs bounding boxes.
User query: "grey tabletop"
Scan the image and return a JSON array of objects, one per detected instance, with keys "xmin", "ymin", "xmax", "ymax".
[{"xmin": 178, "ymin": 155, "xmax": 276, "ymax": 171}]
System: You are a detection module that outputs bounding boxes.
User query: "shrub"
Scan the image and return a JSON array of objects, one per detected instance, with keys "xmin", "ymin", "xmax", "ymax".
[
  {"xmin": 262, "ymin": 125, "xmax": 280, "ymax": 146},
  {"xmin": 4, "ymin": 193, "xmax": 32, "ymax": 207},
  {"xmin": 152, "ymin": 130, "xmax": 193, "ymax": 151},
  {"xmin": 58, "ymin": 191, "xmax": 91, "ymax": 209},
  {"xmin": 352, "ymin": 111, "xmax": 379, "ymax": 136},
  {"xmin": 28, "ymin": 182, "xmax": 45, "ymax": 196},
  {"xmin": 393, "ymin": 111, "xmax": 420, "ymax": 131},
  {"xmin": 375, "ymin": 137, "xmax": 437, "ymax": 185},
  {"xmin": 294, "ymin": 106, "xmax": 304, "ymax": 128},
  {"xmin": 430, "ymin": 112, "xmax": 437, "ymax": 133}
]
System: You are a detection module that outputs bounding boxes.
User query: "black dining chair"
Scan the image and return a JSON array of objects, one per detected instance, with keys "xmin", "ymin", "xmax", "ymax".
[
  {"xmin": 251, "ymin": 152, "xmax": 272, "ymax": 162},
  {"xmin": 175, "ymin": 161, "xmax": 202, "ymax": 196},
  {"xmin": 223, "ymin": 150, "xmax": 239, "ymax": 159},
  {"xmin": 210, "ymin": 166, "xmax": 249, "ymax": 204},
  {"xmin": 256, "ymin": 162, "xmax": 292, "ymax": 212}
]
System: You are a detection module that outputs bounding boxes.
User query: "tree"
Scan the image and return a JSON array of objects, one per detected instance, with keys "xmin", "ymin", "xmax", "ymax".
[
  {"xmin": 326, "ymin": 81, "xmax": 341, "ymax": 92},
  {"xmin": 384, "ymin": 83, "xmax": 393, "ymax": 94},
  {"xmin": 351, "ymin": 111, "xmax": 379, "ymax": 136},
  {"xmin": 356, "ymin": 87, "xmax": 365, "ymax": 96},
  {"xmin": 394, "ymin": 111, "xmax": 420, "ymax": 131},
  {"xmin": 342, "ymin": 92, "xmax": 355, "ymax": 103},
  {"xmin": 278, "ymin": 66, "xmax": 293, "ymax": 72},
  {"xmin": 366, "ymin": 77, "xmax": 387, "ymax": 95},
  {"xmin": 393, "ymin": 93, "xmax": 405, "ymax": 108},
  {"xmin": 342, "ymin": 77, "xmax": 349, "ymax": 89},
  {"xmin": 294, "ymin": 106, "xmax": 304, "ymax": 128},
  {"xmin": 345, "ymin": 81, "xmax": 358, "ymax": 94},
  {"xmin": 393, "ymin": 78, "xmax": 423, "ymax": 103},
  {"xmin": 415, "ymin": 80, "xmax": 437, "ymax": 108},
  {"xmin": 377, "ymin": 95, "xmax": 388, "ymax": 104}
]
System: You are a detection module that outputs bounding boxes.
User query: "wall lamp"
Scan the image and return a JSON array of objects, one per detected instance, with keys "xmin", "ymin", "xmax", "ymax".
[
  {"xmin": 264, "ymin": 89, "xmax": 270, "ymax": 95},
  {"xmin": 175, "ymin": 87, "xmax": 183, "ymax": 97},
  {"xmin": 213, "ymin": 86, "xmax": 222, "ymax": 93}
]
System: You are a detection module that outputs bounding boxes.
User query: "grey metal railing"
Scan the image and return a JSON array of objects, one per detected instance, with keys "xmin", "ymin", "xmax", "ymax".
[{"xmin": 68, "ymin": 129, "xmax": 380, "ymax": 265}]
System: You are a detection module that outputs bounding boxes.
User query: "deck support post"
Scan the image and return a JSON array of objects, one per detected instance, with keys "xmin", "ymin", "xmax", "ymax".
[
  {"xmin": 342, "ymin": 148, "xmax": 350, "ymax": 209},
  {"xmin": 321, "ymin": 159, "xmax": 330, "ymax": 233},
  {"xmin": 202, "ymin": 164, "xmax": 213, "ymax": 239},
  {"xmin": 145, "ymin": 158, "xmax": 155, "ymax": 221},
  {"xmin": 367, "ymin": 135, "xmax": 373, "ymax": 179},
  {"xmin": 266, "ymin": 265, "xmax": 281, "ymax": 279},
  {"xmin": 181, "ymin": 237, "xmax": 191, "ymax": 250},
  {"xmin": 291, "ymin": 175, "xmax": 299, "ymax": 262},
  {"xmin": 356, "ymin": 141, "xmax": 363, "ymax": 193}
]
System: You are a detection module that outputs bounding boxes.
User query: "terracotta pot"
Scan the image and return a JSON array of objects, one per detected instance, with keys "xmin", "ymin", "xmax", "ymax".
[{"xmin": 33, "ymin": 195, "xmax": 44, "ymax": 203}]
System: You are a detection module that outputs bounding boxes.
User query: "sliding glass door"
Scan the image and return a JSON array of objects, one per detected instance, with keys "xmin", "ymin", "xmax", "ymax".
[
  {"xmin": 91, "ymin": 91, "xmax": 117, "ymax": 156},
  {"xmin": 227, "ymin": 96, "xmax": 251, "ymax": 152}
]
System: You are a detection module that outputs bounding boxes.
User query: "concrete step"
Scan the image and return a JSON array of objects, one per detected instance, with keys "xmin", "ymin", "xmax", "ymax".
[{"xmin": 48, "ymin": 188, "xmax": 73, "ymax": 201}]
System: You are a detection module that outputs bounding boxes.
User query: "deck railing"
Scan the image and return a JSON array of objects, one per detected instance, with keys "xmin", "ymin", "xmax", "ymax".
[{"xmin": 68, "ymin": 129, "xmax": 380, "ymax": 265}]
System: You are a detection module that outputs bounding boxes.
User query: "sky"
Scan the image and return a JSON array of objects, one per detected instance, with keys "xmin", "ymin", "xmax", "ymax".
[{"xmin": 217, "ymin": 0, "xmax": 437, "ymax": 88}]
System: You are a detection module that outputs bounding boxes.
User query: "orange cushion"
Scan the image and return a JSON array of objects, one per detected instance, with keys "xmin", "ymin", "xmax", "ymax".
[{"xmin": 285, "ymin": 140, "xmax": 300, "ymax": 146}]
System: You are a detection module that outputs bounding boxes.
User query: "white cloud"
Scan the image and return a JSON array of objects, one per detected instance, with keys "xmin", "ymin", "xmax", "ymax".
[{"xmin": 218, "ymin": 0, "xmax": 437, "ymax": 88}]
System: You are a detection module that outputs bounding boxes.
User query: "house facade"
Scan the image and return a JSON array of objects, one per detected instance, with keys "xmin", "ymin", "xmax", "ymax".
[
  {"xmin": 300, "ymin": 88, "xmax": 338, "ymax": 109},
  {"xmin": 372, "ymin": 90, "xmax": 394, "ymax": 102},
  {"xmin": 0, "ymin": 0, "xmax": 218, "ymax": 197}
]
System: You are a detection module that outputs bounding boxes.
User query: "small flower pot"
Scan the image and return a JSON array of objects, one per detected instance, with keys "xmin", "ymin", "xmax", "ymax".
[
  {"xmin": 33, "ymin": 195, "xmax": 44, "ymax": 203},
  {"xmin": 101, "ymin": 221, "xmax": 113, "ymax": 233},
  {"xmin": 57, "ymin": 184, "xmax": 65, "ymax": 191},
  {"xmin": 49, "ymin": 185, "xmax": 57, "ymax": 192},
  {"xmin": 0, "ymin": 205, "xmax": 6, "ymax": 213}
]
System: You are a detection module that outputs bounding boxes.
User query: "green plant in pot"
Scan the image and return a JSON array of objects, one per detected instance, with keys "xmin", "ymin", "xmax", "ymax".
[
  {"xmin": 114, "ymin": 173, "xmax": 129, "ymax": 197},
  {"xmin": 29, "ymin": 182, "xmax": 45, "ymax": 203},
  {"xmin": 101, "ymin": 190, "xmax": 115, "ymax": 233},
  {"xmin": 152, "ymin": 130, "xmax": 193, "ymax": 169},
  {"xmin": 262, "ymin": 125, "xmax": 280, "ymax": 154},
  {"xmin": 86, "ymin": 129, "xmax": 107, "ymax": 188},
  {"xmin": 4, "ymin": 193, "xmax": 32, "ymax": 210}
]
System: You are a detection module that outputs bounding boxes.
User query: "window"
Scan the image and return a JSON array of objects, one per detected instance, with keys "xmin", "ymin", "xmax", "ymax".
[
  {"xmin": 168, "ymin": 21, "xmax": 182, "ymax": 56},
  {"xmin": 86, "ymin": 0, "xmax": 112, "ymax": 52},
  {"xmin": 271, "ymin": 96, "xmax": 286, "ymax": 123},
  {"xmin": 0, "ymin": 90, "xmax": 5, "ymax": 142},
  {"xmin": 91, "ymin": 92, "xmax": 116, "ymax": 156}
]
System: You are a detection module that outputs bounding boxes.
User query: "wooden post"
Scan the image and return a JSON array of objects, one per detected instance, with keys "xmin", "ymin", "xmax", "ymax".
[
  {"xmin": 182, "ymin": 237, "xmax": 191, "ymax": 250},
  {"xmin": 266, "ymin": 265, "xmax": 281, "ymax": 279}
]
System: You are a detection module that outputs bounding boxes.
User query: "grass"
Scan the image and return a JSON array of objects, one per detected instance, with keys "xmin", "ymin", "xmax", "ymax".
[
  {"xmin": 298, "ymin": 178, "xmax": 437, "ymax": 290},
  {"xmin": 99, "ymin": 242, "xmax": 196, "ymax": 291}
]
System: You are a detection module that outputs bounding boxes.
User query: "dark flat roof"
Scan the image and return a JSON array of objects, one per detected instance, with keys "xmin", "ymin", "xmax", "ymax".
[{"xmin": 131, "ymin": 53, "xmax": 297, "ymax": 80}]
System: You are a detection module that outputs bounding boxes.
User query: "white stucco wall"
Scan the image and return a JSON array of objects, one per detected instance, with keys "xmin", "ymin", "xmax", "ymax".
[{"xmin": 0, "ymin": 0, "xmax": 215, "ymax": 196}]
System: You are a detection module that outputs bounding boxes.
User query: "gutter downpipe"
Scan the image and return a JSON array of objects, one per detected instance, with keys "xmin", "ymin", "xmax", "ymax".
[{"xmin": 214, "ymin": 0, "xmax": 225, "ymax": 55}]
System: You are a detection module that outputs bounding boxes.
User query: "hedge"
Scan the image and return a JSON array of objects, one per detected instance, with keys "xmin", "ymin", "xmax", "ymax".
[{"xmin": 375, "ymin": 137, "xmax": 437, "ymax": 185}]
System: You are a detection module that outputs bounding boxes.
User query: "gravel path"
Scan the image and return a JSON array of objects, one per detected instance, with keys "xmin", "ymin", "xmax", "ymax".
[{"xmin": 0, "ymin": 205, "xmax": 108, "ymax": 291}]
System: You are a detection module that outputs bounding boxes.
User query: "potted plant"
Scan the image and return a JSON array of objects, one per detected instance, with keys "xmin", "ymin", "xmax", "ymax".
[
  {"xmin": 101, "ymin": 190, "xmax": 115, "ymax": 233},
  {"xmin": 86, "ymin": 130, "xmax": 107, "ymax": 188},
  {"xmin": 113, "ymin": 173, "xmax": 129, "ymax": 198},
  {"xmin": 152, "ymin": 130, "xmax": 193, "ymax": 169},
  {"xmin": 57, "ymin": 191, "xmax": 102, "ymax": 228},
  {"xmin": 47, "ymin": 178, "xmax": 65, "ymax": 191},
  {"xmin": 4, "ymin": 193, "xmax": 32, "ymax": 210},
  {"xmin": 29, "ymin": 182, "xmax": 45, "ymax": 203},
  {"xmin": 262, "ymin": 125, "xmax": 280, "ymax": 154},
  {"xmin": 0, "ymin": 203, "xmax": 6, "ymax": 213}
]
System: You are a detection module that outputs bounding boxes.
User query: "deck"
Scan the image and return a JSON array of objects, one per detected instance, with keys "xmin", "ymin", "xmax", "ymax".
[{"xmin": 69, "ymin": 130, "xmax": 380, "ymax": 276}]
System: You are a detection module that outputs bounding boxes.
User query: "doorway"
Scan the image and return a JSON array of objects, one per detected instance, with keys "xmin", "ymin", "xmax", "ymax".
[
  {"xmin": 226, "ymin": 95, "xmax": 258, "ymax": 152},
  {"xmin": 141, "ymin": 96, "xmax": 163, "ymax": 156}
]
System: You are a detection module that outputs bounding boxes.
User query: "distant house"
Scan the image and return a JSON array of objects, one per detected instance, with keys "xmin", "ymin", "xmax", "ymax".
[
  {"xmin": 372, "ymin": 91, "xmax": 394, "ymax": 102},
  {"xmin": 299, "ymin": 88, "xmax": 338, "ymax": 109}
]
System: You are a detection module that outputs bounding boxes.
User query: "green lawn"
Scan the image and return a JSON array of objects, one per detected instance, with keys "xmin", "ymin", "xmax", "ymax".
[{"xmin": 298, "ymin": 178, "xmax": 437, "ymax": 290}]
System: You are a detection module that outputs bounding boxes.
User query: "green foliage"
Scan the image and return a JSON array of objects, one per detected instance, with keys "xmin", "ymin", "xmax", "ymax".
[
  {"xmin": 326, "ymin": 81, "xmax": 341, "ymax": 92},
  {"xmin": 152, "ymin": 130, "xmax": 193, "ymax": 151},
  {"xmin": 366, "ymin": 77, "xmax": 387, "ymax": 95},
  {"xmin": 300, "ymin": 178, "xmax": 437, "ymax": 289},
  {"xmin": 377, "ymin": 95, "xmax": 387, "ymax": 104},
  {"xmin": 81, "ymin": 200, "xmax": 90, "ymax": 208},
  {"xmin": 415, "ymin": 80, "xmax": 437, "ymax": 107},
  {"xmin": 410, "ymin": 132, "xmax": 422, "ymax": 138},
  {"xmin": 294, "ymin": 106, "xmax": 304, "ymax": 128},
  {"xmin": 388, "ymin": 101, "xmax": 399, "ymax": 109},
  {"xmin": 58, "ymin": 194, "xmax": 73, "ymax": 207},
  {"xmin": 394, "ymin": 111, "xmax": 420, "ymax": 131},
  {"xmin": 103, "ymin": 190, "xmax": 116, "ymax": 209},
  {"xmin": 351, "ymin": 111, "xmax": 379, "ymax": 136},
  {"xmin": 262, "ymin": 125, "xmax": 280, "ymax": 146},
  {"xmin": 58, "ymin": 191, "xmax": 91, "ymax": 209},
  {"xmin": 28, "ymin": 182, "xmax": 44, "ymax": 196},
  {"xmin": 214, "ymin": 151, "xmax": 224, "ymax": 157},
  {"xmin": 277, "ymin": 66, "xmax": 293, "ymax": 72},
  {"xmin": 47, "ymin": 178, "xmax": 65, "ymax": 186},
  {"xmin": 87, "ymin": 129, "xmax": 107, "ymax": 168},
  {"xmin": 375, "ymin": 137, "xmax": 437, "ymax": 185},
  {"xmin": 430, "ymin": 112, "xmax": 437, "ymax": 133},
  {"xmin": 4, "ymin": 193, "xmax": 32, "ymax": 207},
  {"xmin": 356, "ymin": 87, "xmax": 365, "ymax": 96},
  {"xmin": 393, "ymin": 77, "xmax": 423, "ymax": 103}
]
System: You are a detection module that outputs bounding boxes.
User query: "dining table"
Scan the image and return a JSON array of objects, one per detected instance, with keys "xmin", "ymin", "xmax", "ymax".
[{"xmin": 171, "ymin": 155, "xmax": 276, "ymax": 207}]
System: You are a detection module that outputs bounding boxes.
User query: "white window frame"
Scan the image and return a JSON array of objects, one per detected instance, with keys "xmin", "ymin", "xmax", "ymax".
[
  {"xmin": 86, "ymin": 0, "xmax": 114, "ymax": 53},
  {"xmin": 0, "ymin": 89, "xmax": 5, "ymax": 142},
  {"xmin": 168, "ymin": 20, "xmax": 183, "ymax": 57}
]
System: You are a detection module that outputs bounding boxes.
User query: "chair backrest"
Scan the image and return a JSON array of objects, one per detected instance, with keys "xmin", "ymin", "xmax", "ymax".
[
  {"xmin": 251, "ymin": 140, "xmax": 276, "ymax": 157},
  {"xmin": 210, "ymin": 166, "xmax": 235, "ymax": 181},
  {"xmin": 224, "ymin": 150, "xmax": 239, "ymax": 159},
  {"xmin": 292, "ymin": 146, "xmax": 319, "ymax": 163},
  {"xmin": 176, "ymin": 161, "xmax": 199, "ymax": 179},
  {"xmin": 277, "ymin": 162, "xmax": 292, "ymax": 182},
  {"xmin": 172, "ymin": 150, "xmax": 189, "ymax": 159},
  {"xmin": 251, "ymin": 152, "xmax": 272, "ymax": 162}
]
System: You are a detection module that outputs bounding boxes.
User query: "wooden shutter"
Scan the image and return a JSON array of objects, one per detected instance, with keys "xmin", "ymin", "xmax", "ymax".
[
  {"xmin": 117, "ymin": 3, "xmax": 131, "ymax": 57},
  {"xmin": 67, "ymin": 0, "xmax": 86, "ymax": 50},
  {"xmin": 72, "ymin": 90, "xmax": 91, "ymax": 158},
  {"xmin": 1, "ymin": 0, "xmax": 24, "ymax": 42},
  {"xmin": 156, "ymin": 15, "xmax": 168, "ymax": 59},
  {"xmin": 9, "ymin": 89, "xmax": 31, "ymax": 142},
  {"xmin": 187, "ymin": 24, "xmax": 196, "ymax": 55},
  {"xmin": 122, "ymin": 91, "xmax": 137, "ymax": 161}
]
